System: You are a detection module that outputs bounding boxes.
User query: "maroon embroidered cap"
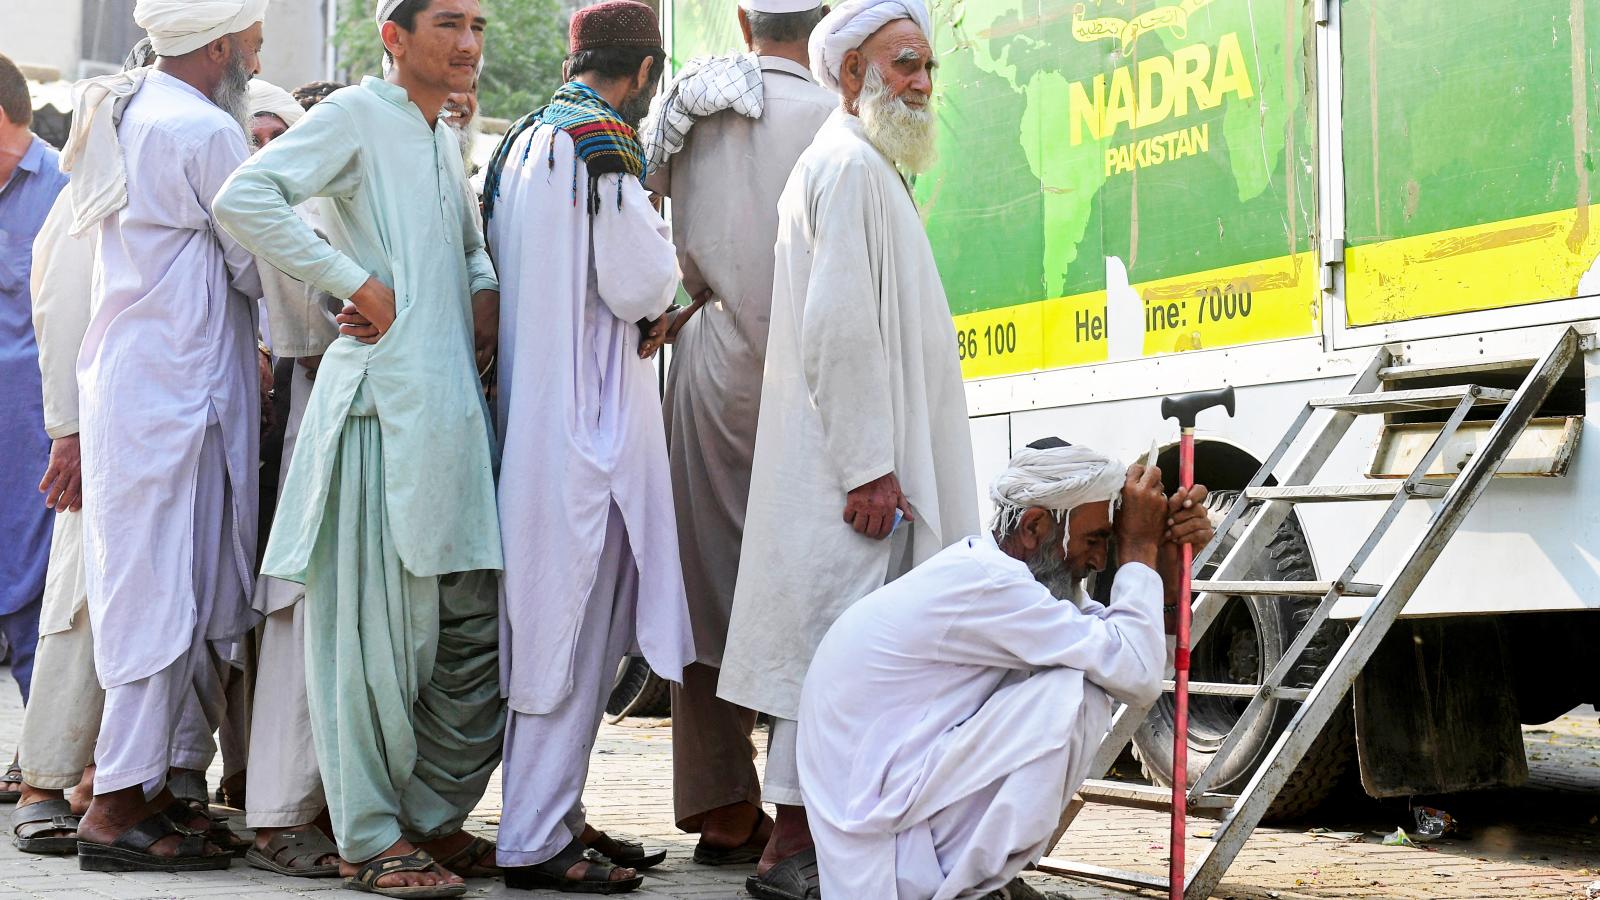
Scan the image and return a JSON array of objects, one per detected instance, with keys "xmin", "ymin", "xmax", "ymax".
[{"xmin": 569, "ymin": 0, "xmax": 662, "ymax": 53}]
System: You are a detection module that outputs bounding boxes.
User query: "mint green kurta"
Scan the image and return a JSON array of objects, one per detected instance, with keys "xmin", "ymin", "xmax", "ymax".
[{"xmin": 215, "ymin": 77, "xmax": 502, "ymax": 581}]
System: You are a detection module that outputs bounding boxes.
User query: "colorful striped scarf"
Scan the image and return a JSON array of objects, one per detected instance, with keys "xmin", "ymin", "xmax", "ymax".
[{"xmin": 483, "ymin": 80, "xmax": 646, "ymax": 221}]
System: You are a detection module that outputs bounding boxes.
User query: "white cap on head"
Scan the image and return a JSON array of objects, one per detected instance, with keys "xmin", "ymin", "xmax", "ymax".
[
  {"xmin": 989, "ymin": 441, "xmax": 1127, "ymax": 544},
  {"xmin": 807, "ymin": 0, "xmax": 931, "ymax": 94},
  {"xmin": 248, "ymin": 78, "xmax": 304, "ymax": 128},
  {"xmin": 375, "ymin": 0, "xmax": 407, "ymax": 29},
  {"xmin": 740, "ymin": 0, "xmax": 824, "ymax": 13},
  {"xmin": 134, "ymin": 0, "xmax": 269, "ymax": 57}
]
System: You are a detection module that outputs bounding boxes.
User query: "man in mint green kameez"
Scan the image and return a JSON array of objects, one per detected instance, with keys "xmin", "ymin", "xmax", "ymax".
[{"xmin": 214, "ymin": 0, "xmax": 504, "ymax": 894}]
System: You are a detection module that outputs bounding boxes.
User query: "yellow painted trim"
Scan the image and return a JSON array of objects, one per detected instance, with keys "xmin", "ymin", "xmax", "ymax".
[
  {"xmin": 953, "ymin": 250, "xmax": 1319, "ymax": 380},
  {"xmin": 1346, "ymin": 204, "xmax": 1600, "ymax": 326}
]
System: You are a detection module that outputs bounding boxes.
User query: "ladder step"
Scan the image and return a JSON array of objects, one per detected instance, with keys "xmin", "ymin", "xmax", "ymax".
[
  {"xmin": 1034, "ymin": 858, "xmax": 1168, "ymax": 890},
  {"xmin": 1193, "ymin": 579, "xmax": 1381, "ymax": 598},
  {"xmin": 1310, "ymin": 385, "xmax": 1516, "ymax": 414},
  {"xmin": 1075, "ymin": 779, "xmax": 1235, "ymax": 816},
  {"xmin": 1161, "ymin": 680, "xmax": 1310, "ymax": 701},
  {"xmin": 1379, "ymin": 356, "xmax": 1536, "ymax": 381},
  {"xmin": 1247, "ymin": 482, "xmax": 1447, "ymax": 502}
]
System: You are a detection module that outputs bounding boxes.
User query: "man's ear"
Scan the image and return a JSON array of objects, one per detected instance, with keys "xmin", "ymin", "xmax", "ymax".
[
  {"xmin": 737, "ymin": 7, "xmax": 754, "ymax": 49},
  {"xmin": 1017, "ymin": 507, "xmax": 1053, "ymax": 554},
  {"xmin": 380, "ymin": 20, "xmax": 404, "ymax": 61},
  {"xmin": 841, "ymin": 48, "xmax": 864, "ymax": 92}
]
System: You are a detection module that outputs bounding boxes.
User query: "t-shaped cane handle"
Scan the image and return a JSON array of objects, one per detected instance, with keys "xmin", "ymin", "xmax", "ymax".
[{"xmin": 1161, "ymin": 385, "xmax": 1236, "ymax": 429}]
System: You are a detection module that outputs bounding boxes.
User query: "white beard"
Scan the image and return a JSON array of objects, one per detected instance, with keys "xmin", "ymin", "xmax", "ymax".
[
  {"xmin": 857, "ymin": 63, "xmax": 937, "ymax": 174},
  {"xmin": 449, "ymin": 115, "xmax": 483, "ymax": 175},
  {"xmin": 212, "ymin": 51, "xmax": 253, "ymax": 133}
]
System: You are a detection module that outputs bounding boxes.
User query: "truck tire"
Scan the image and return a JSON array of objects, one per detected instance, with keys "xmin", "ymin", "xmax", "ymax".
[
  {"xmin": 606, "ymin": 656, "xmax": 673, "ymax": 719},
  {"xmin": 1131, "ymin": 490, "xmax": 1357, "ymax": 821}
]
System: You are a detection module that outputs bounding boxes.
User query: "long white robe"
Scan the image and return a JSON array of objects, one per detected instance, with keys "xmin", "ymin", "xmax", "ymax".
[
  {"xmin": 488, "ymin": 122, "xmax": 695, "ymax": 715},
  {"xmin": 77, "ymin": 69, "xmax": 261, "ymax": 688},
  {"xmin": 718, "ymin": 109, "xmax": 979, "ymax": 721},
  {"xmin": 798, "ymin": 536, "xmax": 1169, "ymax": 900}
]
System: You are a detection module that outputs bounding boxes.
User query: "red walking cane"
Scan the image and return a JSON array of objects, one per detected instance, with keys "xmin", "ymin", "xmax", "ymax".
[{"xmin": 1158, "ymin": 386, "xmax": 1235, "ymax": 900}]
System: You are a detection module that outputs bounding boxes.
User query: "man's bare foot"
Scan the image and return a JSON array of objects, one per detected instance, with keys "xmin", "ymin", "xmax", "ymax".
[
  {"xmin": 339, "ymin": 839, "xmax": 464, "ymax": 890},
  {"xmin": 755, "ymin": 804, "xmax": 812, "ymax": 876},
  {"xmin": 77, "ymin": 787, "xmax": 224, "ymax": 859},
  {"xmin": 419, "ymin": 830, "xmax": 497, "ymax": 876},
  {"xmin": 150, "ymin": 786, "xmax": 209, "ymax": 832},
  {"xmin": 568, "ymin": 857, "xmax": 637, "ymax": 883},
  {"xmin": 16, "ymin": 785, "xmax": 63, "ymax": 809},
  {"xmin": 70, "ymin": 766, "xmax": 94, "ymax": 815},
  {"xmin": 698, "ymin": 801, "xmax": 767, "ymax": 850}
]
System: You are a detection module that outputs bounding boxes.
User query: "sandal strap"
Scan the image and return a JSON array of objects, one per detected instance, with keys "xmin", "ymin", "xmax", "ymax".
[
  {"xmin": 531, "ymin": 837, "xmax": 606, "ymax": 880},
  {"xmin": 2, "ymin": 762, "xmax": 21, "ymax": 781},
  {"xmin": 266, "ymin": 828, "xmax": 338, "ymax": 867},
  {"xmin": 354, "ymin": 849, "xmax": 440, "ymax": 887},
  {"xmin": 436, "ymin": 834, "xmax": 493, "ymax": 869},
  {"xmin": 11, "ymin": 799, "xmax": 75, "ymax": 831},
  {"xmin": 110, "ymin": 813, "xmax": 183, "ymax": 853},
  {"xmin": 162, "ymin": 799, "xmax": 212, "ymax": 835}
]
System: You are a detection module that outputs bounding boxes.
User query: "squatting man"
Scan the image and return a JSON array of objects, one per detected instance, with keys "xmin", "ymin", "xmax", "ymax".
[{"xmin": 799, "ymin": 439, "xmax": 1214, "ymax": 899}]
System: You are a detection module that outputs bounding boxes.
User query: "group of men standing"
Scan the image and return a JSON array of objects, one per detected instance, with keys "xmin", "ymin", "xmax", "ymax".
[{"xmin": 0, "ymin": 0, "xmax": 1212, "ymax": 896}]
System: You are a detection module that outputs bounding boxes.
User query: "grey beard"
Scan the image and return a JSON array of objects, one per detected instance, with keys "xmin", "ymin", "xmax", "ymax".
[
  {"xmin": 212, "ymin": 51, "xmax": 253, "ymax": 132},
  {"xmin": 858, "ymin": 63, "xmax": 937, "ymax": 174},
  {"xmin": 449, "ymin": 116, "xmax": 482, "ymax": 174},
  {"xmin": 1025, "ymin": 540, "xmax": 1083, "ymax": 603}
]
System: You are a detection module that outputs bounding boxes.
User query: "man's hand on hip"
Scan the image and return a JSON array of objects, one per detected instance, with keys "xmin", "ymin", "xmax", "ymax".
[
  {"xmin": 38, "ymin": 434, "xmax": 83, "ymax": 512},
  {"xmin": 844, "ymin": 471, "xmax": 913, "ymax": 540},
  {"xmin": 341, "ymin": 277, "xmax": 397, "ymax": 344}
]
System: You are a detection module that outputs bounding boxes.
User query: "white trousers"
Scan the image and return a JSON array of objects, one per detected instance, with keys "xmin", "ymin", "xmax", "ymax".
[
  {"xmin": 94, "ymin": 425, "xmax": 234, "ymax": 797},
  {"xmin": 19, "ymin": 607, "xmax": 102, "ymax": 790},
  {"xmin": 245, "ymin": 368, "xmax": 324, "ymax": 828},
  {"xmin": 496, "ymin": 504, "xmax": 638, "ymax": 867},
  {"xmin": 244, "ymin": 600, "xmax": 324, "ymax": 827}
]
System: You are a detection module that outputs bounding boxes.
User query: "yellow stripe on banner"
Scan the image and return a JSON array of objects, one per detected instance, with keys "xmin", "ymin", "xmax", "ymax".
[
  {"xmin": 1346, "ymin": 204, "xmax": 1600, "ymax": 326},
  {"xmin": 954, "ymin": 251, "xmax": 1319, "ymax": 380}
]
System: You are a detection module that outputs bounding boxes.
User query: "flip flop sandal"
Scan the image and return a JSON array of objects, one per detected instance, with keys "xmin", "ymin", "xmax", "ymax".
[
  {"xmin": 694, "ymin": 811, "xmax": 773, "ymax": 866},
  {"xmin": 244, "ymin": 827, "xmax": 341, "ymax": 878},
  {"xmin": 504, "ymin": 838, "xmax": 644, "ymax": 894},
  {"xmin": 77, "ymin": 811, "xmax": 232, "ymax": 872},
  {"xmin": 586, "ymin": 830, "xmax": 667, "ymax": 870},
  {"xmin": 166, "ymin": 798, "xmax": 250, "ymax": 858},
  {"xmin": 12, "ymin": 798, "xmax": 80, "ymax": 855},
  {"xmin": 432, "ymin": 833, "xmax": 499, "ymax": 877},
  {"xmin": 0, "ymin": 763, "xmax": 21, "ymax": 803},
  {"xmin": 745, "ymin": 847, "xmax": 821, "ymax": 900},
  {"xmin": 346, "ymin": 848, "xmax": 466, "ymax": 898}
]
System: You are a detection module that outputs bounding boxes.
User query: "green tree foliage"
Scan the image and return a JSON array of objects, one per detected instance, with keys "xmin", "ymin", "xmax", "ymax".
[{"xmin": 334, "ymin": 0, "xmax": 568, "ymax": 120}]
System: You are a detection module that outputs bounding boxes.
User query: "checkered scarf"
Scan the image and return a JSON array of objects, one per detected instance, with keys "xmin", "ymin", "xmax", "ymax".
[
  {"xmin": 483, "ymin": 80, "xmax": 646, "ymax": 221},
  {"xmin": 641, "ymin": 53, "xmax": 764, "ymax": 173}
]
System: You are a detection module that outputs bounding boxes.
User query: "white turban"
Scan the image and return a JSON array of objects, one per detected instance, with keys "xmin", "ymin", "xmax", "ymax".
[
  {"xmin": 134, "ymin": 0, "xmax": 270, "ymax": 57},
  {"xmin": 248, "ymin": 78, "xmax": 304, "ymax": 128},
  {"xmin": 808, "ymin": 0, "xmax": 932, "ymax": 94},
  {"xmin": 989, "ymin": 443, "xmax": 1127, "ymax": 543}
]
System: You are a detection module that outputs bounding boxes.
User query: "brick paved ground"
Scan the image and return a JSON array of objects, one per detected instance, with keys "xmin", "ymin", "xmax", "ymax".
[{"xmin": 0, "ymin": 668, "xmax": 1594, "ymax": 899}]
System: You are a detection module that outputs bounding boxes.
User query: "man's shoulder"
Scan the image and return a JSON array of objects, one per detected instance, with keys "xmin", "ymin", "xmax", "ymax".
[{"xmin": 127, "ymin": 78, "xmax": 240, "ymax": 149}]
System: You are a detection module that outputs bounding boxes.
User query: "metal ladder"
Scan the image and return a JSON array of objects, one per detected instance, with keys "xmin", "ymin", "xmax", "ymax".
[{"xmin": 1036, "ymin": 327, "xmax": 1582, "ymax": 898}]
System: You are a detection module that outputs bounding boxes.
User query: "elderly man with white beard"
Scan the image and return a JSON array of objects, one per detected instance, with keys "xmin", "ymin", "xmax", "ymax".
[
  {"xmin": 716, "ymin": 1, "xmax": 979, "ymax": 897},
  {"xmin": 67, "ymin": 0, "xmax": 266, "ymax": 872},
  {"xmin": 799, "ymin": 440, "xmax": 1211, "ymax": 900}
]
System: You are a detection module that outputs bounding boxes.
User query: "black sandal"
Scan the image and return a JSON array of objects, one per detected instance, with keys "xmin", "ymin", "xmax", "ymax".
[
  {"xmin": 0, "ymin": 763, "xmax": 20, "ymax": 804},
  {"xmin": 165, "ymin": 798, "xmax": 249, "ymax": 858},
  {"xmin": 586, "ymin": 830, "xmax": 667, "ymax": 870},
  {"xmin": 345, "ymin": 848, "xmax": 465, "ymax": 898},
  {"xmin": 504, "ymin": 837, "xmax": 644, "ymax": 894},
  {"xmin": 745, "ymin": 846, "xmax": 821, "ymax": 900},
  {"xmin": 77, "ymin": 812, "xmax": 231, "ymax": 872},
  {"xmin": 12, "ymin": 798, "xmax": 80, "ymax": 855},
  {"xmin": 694, "ymin": 810, "xmax": 773, "ymax": 866},
  {"xmin": 432, "ymin": 833, "xmax": 500, "ymax": 877}
]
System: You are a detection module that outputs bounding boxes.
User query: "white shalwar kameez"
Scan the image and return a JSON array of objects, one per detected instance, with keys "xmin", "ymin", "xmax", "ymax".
[
  {"xmin": 718, "ymin": 109, "xmax": 980, "ymax": 798},
  {"xmin": 76, "ymin": 69, "xmax": 261, "ymax": 795},
  {"xmin": 487, "ymin": 119, "xmax": 696, "ymax": 866},
  {"xmin": 799, "ymin": 536, "xmax": 1169, "ymax": 899}
]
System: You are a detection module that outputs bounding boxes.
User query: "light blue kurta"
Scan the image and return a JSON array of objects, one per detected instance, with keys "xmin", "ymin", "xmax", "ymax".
[{"xmin": 214, "ymin": 77, "xmax": 502, "ymax": 581}]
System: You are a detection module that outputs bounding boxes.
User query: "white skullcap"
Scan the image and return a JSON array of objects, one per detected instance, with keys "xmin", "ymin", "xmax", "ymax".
[
  {"xmin": 807, "ymin": 0, "xmax": 932, "ymax": 93},
  {"xmin": 989, "ymin": 442, "xmax": 1127, "ymax": 544},
  {"xmin": 134, "ymin": 0, "xmax": 269, "ymax": 57},
  {"xmin": 248, "ymin": 78, "xmax": 304, "ymax": 128},
  {"xmin": 741, "ymin": 0, "xmax": 823, "ymax": 14},
  {"xmin": 375, "ymin": 0, "xmax": 407, "ymax": 28}
]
